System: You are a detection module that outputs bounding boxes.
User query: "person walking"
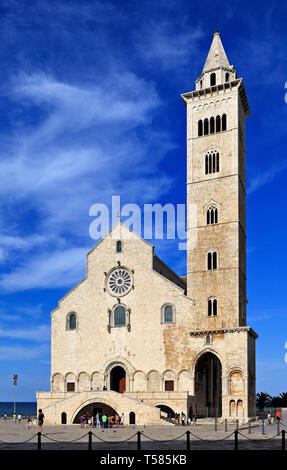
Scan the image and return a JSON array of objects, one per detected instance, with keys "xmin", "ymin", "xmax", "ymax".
[
  {"xmin": 17, "ymin": 414, "xmax": 22, "ymax": 424},
  {"xmin": 115, "ymin": 414, "xmax": 120, "ymax": 427},
  {"xmin": 13, "ymin": 413, "xmax": 17, "ymax": 423},
  {"xmin": 96, "ymin": 412, "xmax": 100, "ymax": 429},
  {"xmin": 276, "ymin": 411, "xmax": 281, "ymax": 423},
  {"xmin": 120, "ymin": 413, "xmax": 125, "ymax": 426},
  {"xmin": 3, "ymin": 413, "xmax": 7, "ymax": 423},
  {"xmin": 102, "ymin": 414, "xmax": 107, "ymax": 429},
  {"xmin": 27, "ymin": 417, "xmax": 32, "ymax": 430},
  {"xmin": 37, "ymin": 409, "xmax": 45, "ymax": 433}
]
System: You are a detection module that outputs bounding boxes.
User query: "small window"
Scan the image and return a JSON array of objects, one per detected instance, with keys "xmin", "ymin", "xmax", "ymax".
[
  {"xmin": 165, "ymin": 380, "xmax": 174, "ymax": 391},
  {"xmin": 210, "ymin": 73, "xmax": 216, "ymax": 86},
  {"xmin": 200, "ymin": 80, "xmax": 203, "ymax": 89},
  {"xmin": 67, "ymin": 382, "xmax": 75, "ymax": 392},
  {"xmin": 205, "ymin": 335, "xmax": 211, "ymax": 345},
  {"xmin": 225, "ymin": 72, "xmax": 229, "ymax": 82},
  {"xmin": 164, "ymin": 305, "xmax": 174, "ymax": 323},
  {"xmin": 67, "ymin": 313, "xmax": 77, "ymax": 331},
  {"xmin": 114, "ymin": 305, "xmax": 126, "ymax": 327},
  {"xmin": 61, "ymin": 412, "xmax": 67, "ymax": 424},
  {"xmin": 116, "ymin": 240, "xmax": 122, "ymax": 253},
  {"xmin": 222, "ymin": 114, "xmax": 227, "ymax": 131}
]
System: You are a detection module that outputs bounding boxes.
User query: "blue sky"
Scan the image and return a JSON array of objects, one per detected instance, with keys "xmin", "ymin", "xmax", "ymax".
[{"xmin": 0, "ymin": 0, "xmax": 286, "ymax": 401}]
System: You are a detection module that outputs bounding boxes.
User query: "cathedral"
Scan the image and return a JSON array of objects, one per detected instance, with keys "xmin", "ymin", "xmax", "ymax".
[{"xmin": 37, "ymin": 31, "xmax": 257, "ymax": 425}]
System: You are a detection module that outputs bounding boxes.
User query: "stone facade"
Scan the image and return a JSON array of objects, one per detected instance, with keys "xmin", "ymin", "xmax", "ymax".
[{"xmin": 37, "ymin": 31, "xmax": 257, "ymax": 425}]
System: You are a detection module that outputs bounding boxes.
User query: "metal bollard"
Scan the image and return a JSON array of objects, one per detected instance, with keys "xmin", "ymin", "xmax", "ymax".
[
  {"xmin": 248, "ymin": 419, "xmax": 251, "ymax": 434},
  {"xmin": 137, "ymin": 431, "xmax": 141, "ymax": 450},
  {"xmin": 225, "ymin": 418, "xmax": 228, "ymax": 432},
  {"xmin": 186, "ymin": 430, "xmax": 191, "ymax": 450},
  {"xmin": 282, "ymin": 430, "xmax": 286, "ymax": 451},
  {"xmin": 88, "ymin": 431, "xmax": 92, "ymax": 451},
  {"xmin": 234, "ymin": 430, "xmax": 238, "ymax": 451},
  {"xmin": 236, "ymin": 419, "xmax": 239, "ymax": 431},
  {"xmin": 277, "ymin": 420, "xmax": 280, "ymax": 435},
  {"xmin": 214, "ymin": 417, "xmax": 217, "ymax": 431},
  {"xmin": 262, "ymin": 419, "xmax": 265, "ymax": 435},
  {"xmin": 37, "ymin": 432, "xmax": 41, "ymax": 451}
]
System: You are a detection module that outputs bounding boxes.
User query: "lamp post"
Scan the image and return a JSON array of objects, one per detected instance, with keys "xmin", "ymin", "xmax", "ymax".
[{"xmin": 13, "ymin": 374, "xmax": 18, "ymax": 416}]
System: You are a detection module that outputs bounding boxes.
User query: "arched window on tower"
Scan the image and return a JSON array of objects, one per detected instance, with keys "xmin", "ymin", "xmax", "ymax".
[
  {"xmin": 208, "ymin": 299, "xmax": 218, "ymax": 316},
  {"xmin": 204, "ymin": 151, "xmax": 220, "ymax": 175},
  {"xmin": 225, "ymin": 72, "xmax": 230, "ymax": 82},
  {"xmin": 210, "ymin": 73, "xmax": 216, "ymax": 86},
  {"xmin": 216, "ymin": 115, "xmax": 221, "ymax": 132},
  {"xmin": 207, "ymin": 206, "xmax": 218, "ymax": 225},
  {"xmin": 198, "ymin": 120, "xmax": 203, "ymax": 137},
  {"xmin": 210, "ymin": 116, "xmax": 215, "ymax": 134},
  {"xmin": 204, "ymin": 118, "xmax": 209, "ymax": 135},
  {"xmin": 207, "ymin": 251, "xmax": 218, "ymax": 270},
  {"xmin": 116, "ymin": 240, "xmax": 122, "ymax": 253},
  {"xmin": 222, "ymin": 114, "xmax": 227, "ymax": 131}
]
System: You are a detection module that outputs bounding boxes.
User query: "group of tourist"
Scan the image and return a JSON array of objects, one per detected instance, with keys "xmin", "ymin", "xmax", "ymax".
[
  {"xmin": 2, "ymin": 410, "xmax": 44, "ymax": 432},
  {"xmin": 171, "ymin": 412, "xmax": 197, "ymax": 425},
  {"xmin": 79, "ymin": 412, "xmax": 125, "ymax": 428}
]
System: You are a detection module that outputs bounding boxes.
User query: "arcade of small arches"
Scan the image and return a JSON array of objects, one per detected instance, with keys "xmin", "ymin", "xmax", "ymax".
[{"xmin": 51, "ymin": 354, "xmax": 247, "ymax": 419}]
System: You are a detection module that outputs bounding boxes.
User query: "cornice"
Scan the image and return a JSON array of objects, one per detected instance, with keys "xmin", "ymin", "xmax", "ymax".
[{"xmin": 189, "ymin": 326, "xmax": 258, "ymax": 339}]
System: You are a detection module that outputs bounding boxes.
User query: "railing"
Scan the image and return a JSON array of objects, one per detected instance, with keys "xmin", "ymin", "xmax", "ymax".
[{"xmin": 0, "ymin": 427, "xmax": 286, "ymax": 451}]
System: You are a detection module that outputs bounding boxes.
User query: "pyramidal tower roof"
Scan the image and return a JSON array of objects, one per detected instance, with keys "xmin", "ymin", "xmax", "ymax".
[{"xmin": 202, "ymin": 31, "xmax": 230, "ymax": 72}]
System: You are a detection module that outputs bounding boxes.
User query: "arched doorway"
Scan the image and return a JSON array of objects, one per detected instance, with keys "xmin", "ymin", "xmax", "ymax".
[
  {"xmin": 155, "ymin": 404, "xmax": 175, "ymax": 419},
  {"xmin": 195, "ymin": 352, "xmax": 222, "ymax": 418},
  {"xmin": 129, "ymin": 412, "xmax": 136, "ymax": 425},
  {"xmin": 110, "ymin": 366, "xmax": 126, "ymax": 393},
  {"xmin": 73, "ymin": 402, "xmax": 117, "ymax": 424}
]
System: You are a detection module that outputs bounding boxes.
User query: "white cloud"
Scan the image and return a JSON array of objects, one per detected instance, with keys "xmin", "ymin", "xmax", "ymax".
[
  {"xmin": 0, "ymin": 247, "xmax": 89, "ymax": 292},
  {"xmin": 0, "ymin": 344, "xmax": 49, "ymax": 360},
  {"xmin": 0, "ymin": 324, "xmax": 50, "ymax": 342}
]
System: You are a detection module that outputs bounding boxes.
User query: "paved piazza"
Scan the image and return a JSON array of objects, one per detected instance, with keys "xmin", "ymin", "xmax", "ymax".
[{"xmin": 0, "ymin": 420, "xmax": 285, "ymax": 450}]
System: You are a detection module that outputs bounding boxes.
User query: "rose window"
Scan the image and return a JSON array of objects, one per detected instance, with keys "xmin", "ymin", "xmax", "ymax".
[{"xmin": 107, "ymin": 268, "xmax": 133, "ymax": 297}]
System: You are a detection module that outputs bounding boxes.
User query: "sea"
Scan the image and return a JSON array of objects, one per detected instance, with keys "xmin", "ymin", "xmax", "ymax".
[{"xmin": 0, "ymin": 402, "xmax": 37, "ymax": 418}]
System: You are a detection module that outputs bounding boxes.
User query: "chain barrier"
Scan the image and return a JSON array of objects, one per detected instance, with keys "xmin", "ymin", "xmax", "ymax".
[
  {"xmin": 185, "ymin": 430, "xmax": 235, "ymax": 442},
  {"xmin": 0, "ymin": 428, "xmax": 285, "ymax": 449},
  {"xmin": 140, "ymin": 432, "xmax": 187, "ymax": 443},
  {"xmin": 41, "ymin": 432, "xmax": 90, "ymax": 444},
  {"xmin": 91, "ymin": 431, "xmax": 139, "ymax": 443},
  {"xmin": 237, "ymin": 431, "xmax": 281, "ymax": 441},
  {"xmin": 0, "ymin": 433, "xmax": 39, "ymax": 445}
]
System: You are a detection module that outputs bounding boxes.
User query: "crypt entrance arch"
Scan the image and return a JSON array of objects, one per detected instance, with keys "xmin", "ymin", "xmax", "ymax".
[
  {"xmin": 73, "ymin": 402, "xmax": 117, "ymax": 423},
  {"xmin": 194, "ymin": 351, "xmax": 222, "ymax": 418}
]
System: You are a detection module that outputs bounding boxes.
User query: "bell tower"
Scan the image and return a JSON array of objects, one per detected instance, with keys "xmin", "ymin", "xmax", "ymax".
[{"xmin": 182, "ymin": 31, "xmax": 250, "ymax": 329}]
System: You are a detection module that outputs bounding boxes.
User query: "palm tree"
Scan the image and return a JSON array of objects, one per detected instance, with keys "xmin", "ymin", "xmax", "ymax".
[
  {"xmin": 269, "ymin": 396, "xmax": 283, "ymax": 407},
  {"xmin": 256, "ymin": 392, "xmax": 272, "ymax": 409},
  {"xmin": 279, "ymin": 393, "xmax": 287, "ymax": 407}
]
